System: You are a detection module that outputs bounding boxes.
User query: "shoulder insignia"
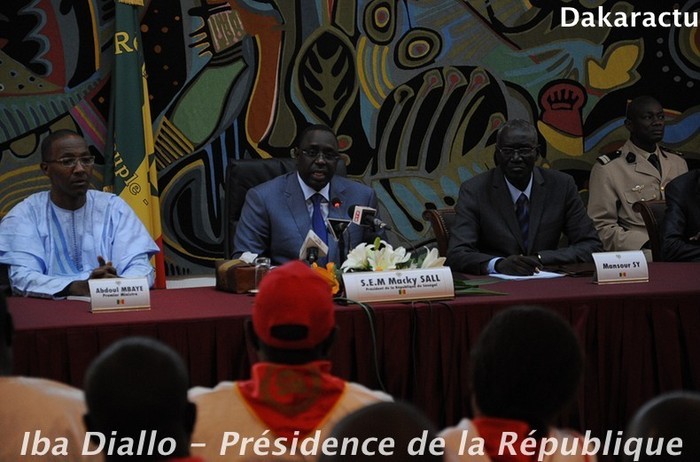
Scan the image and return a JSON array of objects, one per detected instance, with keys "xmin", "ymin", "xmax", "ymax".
[
  {"xmin": 596, "ymin": 150, "xmax": 623, "ymax": 165},
  {"xmin": 660, "ymin": 146, "xmax": 684, "ymax": 157}
]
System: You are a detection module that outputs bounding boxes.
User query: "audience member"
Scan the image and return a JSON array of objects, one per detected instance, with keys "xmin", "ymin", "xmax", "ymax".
[
  {"xmin": 0, "ymin": 292, "xmax": 89, "ymax": 461},
  {"xmin": 318, "ymin": 401, "xmax": 442, "ymax": 461},
  {"xmin": 661, "ymin": 169, "xmax": 700, "ymax": 261},
  {"xmin": 233, "ymin": 124, "xmax": 380, "ymax": 265},
  {"xmin": 189, "ymin": 260, "xmax": 391, "ymax": 460},
  {"xmin": 447, "ymin": 119, "xmax": 601, "ymax": 275},
  {"xmin": 441, "ymin": 305, "xmax": 593, "ymax": 462},
  {"xmin": 624, "ymin": 391, "xmax": 700, "ymax": 462},
  {"xmin": 83, "ymin": 336, "xmax": 200, "ymax": 461},
  {"xmin": 0, "ymin": 129, "xmax": 159, "ymax": 298},
  {"xmin": 587, "ymin": 96, "xmax": 687, "ymax": 257}
]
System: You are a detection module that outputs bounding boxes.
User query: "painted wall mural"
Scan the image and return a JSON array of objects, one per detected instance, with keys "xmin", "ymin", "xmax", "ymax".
[{"xmin": 2, "ymin": 0, "xmax": 699, "ymax": 275}]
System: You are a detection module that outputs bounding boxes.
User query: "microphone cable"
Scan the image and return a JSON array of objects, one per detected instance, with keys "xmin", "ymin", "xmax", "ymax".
[
  {"xmin": 334, "ymin": 297, "xmax": 387, "ymax": 393},
  {"xmin": 408, "ymin": 300, "xmax": 458, "ymax": 426}
]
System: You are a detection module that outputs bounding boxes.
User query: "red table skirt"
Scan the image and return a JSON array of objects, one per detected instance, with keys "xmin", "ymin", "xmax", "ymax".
[{"xmin": 8, "ymin": 262, "xmax": 700, "ymax": 447}]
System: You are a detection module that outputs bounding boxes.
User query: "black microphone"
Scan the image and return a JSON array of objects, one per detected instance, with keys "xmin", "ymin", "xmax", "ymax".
[
  {"xmin": 299, "ymin": 230, "xmax": 328, "ymax": 263},
  {"xmin": 307, "ymin": 247, "xmax": 319, "ymax": 264}
]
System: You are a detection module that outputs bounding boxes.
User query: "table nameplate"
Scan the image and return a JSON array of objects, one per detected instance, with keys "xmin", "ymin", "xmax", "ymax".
[{"xmin": 342, "ymin": 267, "xmax": 454, "ymax": 303}]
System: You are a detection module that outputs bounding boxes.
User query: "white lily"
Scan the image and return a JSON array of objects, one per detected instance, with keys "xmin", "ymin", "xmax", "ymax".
[
  {"xmin": 342, "ymin": 239, "xmax": 445, "ymax": 272},
  {"xmin": 420, "ymin": 248, "xmax": 446, "ymax": 268},
  {"xmin": 341, "ymin": 242, "xmax": 372, "ymax": 272},
  {"xmin": 368, "ymin": 241, "xmax": 411, "ymax": 271}
]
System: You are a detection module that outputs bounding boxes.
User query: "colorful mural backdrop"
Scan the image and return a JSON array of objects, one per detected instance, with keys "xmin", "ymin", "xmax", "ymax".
[{"xmin": 2, "ymin": 0, "xmax": 699, "ymax": 275}]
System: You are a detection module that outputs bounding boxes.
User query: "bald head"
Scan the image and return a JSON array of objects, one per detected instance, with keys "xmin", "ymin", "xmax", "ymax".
[
  {"xmin": 319, "ymin": 401, "xmax": 442, "ymax": 462},
  {"xmin": 471, "ymin": 306, "xmax": 583, "ymax": 431},
  {"xmin": 626, "ymin": 96, "xmax": 661, "ymax": 120},
  {"xmin": 84, "ymin": 337, "xmax": 194, "ymax": 460},
  {"xmin": 624, "ymin": 392, "xmax": 700, "ymax": 462}
]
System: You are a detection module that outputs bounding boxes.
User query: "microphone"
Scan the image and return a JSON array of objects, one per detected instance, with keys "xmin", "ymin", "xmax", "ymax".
[
  {"xmin": 348, "ymin": 205, "xmax": 392, "ymax": 230},
  {"xmin": 327, "ymin": 218, "xmax": 351, "ymax": 240},
  {"xmin": 299, "ymin": 229, "xmax": 329, "ymax": 264}
]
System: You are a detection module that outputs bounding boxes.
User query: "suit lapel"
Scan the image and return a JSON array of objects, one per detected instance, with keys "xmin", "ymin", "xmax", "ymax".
[
  {"xmin": 284, "ymin": 173, "xmax": 312, "ymax": 241},
  {"xmin": 527, "ymin": 168, "xmax": 546, "ymax": 255},
  {"xmin": 285, "ymin": 175, "xmax": 347, "ymax": 262},
  {"xmin": 635, "ymin": 156, "xmax": 661, "ymax": 181},
  {"xmin": 491, "ymin": 170, "xmax": 525, "ymax": 252},
  {"xmin": 327, "ymin": 178, "xmax": 348, "ymax": 220}
]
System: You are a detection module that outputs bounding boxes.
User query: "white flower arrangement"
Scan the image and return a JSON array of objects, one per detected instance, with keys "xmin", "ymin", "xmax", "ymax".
[{"xmin": 340, "ymin": 237, "xmax": 446, "ymax": 272}]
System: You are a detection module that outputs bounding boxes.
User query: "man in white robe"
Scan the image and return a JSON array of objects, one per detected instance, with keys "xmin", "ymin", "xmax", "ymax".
[{"xmin": 0, "ymin": 130, "xmax": 159, "ymax": 298}]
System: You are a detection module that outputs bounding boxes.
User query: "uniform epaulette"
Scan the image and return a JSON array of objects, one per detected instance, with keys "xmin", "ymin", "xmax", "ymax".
[
  {"xmin": 596, "ymin": 150, "xmax": 622, "ymax": 165},
  {"xmin": 660, "ymin": 146, "xmax": 684, "ymax": 157}
]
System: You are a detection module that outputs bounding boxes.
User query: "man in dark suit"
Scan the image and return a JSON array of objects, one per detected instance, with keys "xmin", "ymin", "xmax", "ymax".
[
  {"xmin": 661, "ymin": 169, "xmax": 700, "ymax": 262},
  {"xmin": 446, "ymin": 119, "xmax": 602, "ymax": 275},
  {"xmin": 233, "ymin": 124, "xmax": 379, "ymax": 265}
]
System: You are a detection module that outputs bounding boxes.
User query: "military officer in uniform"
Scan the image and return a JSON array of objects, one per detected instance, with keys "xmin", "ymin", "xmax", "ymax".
[{"xmin": 587, "ymin": 96, "xmax": 687, "ymax": 257}]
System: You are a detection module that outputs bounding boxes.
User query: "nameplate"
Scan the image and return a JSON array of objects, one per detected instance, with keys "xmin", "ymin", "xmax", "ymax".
[
  {"xmin": 342, "ymin": 267, "xmax": 454, "ymax": 303},
  {"xmin": 89, "ymin": 278, "xmax": 151, "ymax": 312},
  {"xmin": 592, "ymin": 251, "xmax": 648, "ymax": 284}
]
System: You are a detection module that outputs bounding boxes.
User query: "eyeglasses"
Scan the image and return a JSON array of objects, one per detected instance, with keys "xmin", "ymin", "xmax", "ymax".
[
  {"xmin": 497, "ymin": 146, "xmax": 539, "ymax": 159},
  {"xmin": 45, "ymin": 156, "xmax": 96, "ymax": 168},
  {"xmin": 299, "ymin": 148, "xmax": 340, "ymax": 161}
]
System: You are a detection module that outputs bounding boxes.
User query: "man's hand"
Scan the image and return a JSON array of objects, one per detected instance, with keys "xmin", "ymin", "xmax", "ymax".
[
  {"xmin": 495, "ymin": 255, "xmax": 543, "ymax": 276},
  {"xmin": 90, "ymin": 256, "xmax": 118, "ymax": 279}
]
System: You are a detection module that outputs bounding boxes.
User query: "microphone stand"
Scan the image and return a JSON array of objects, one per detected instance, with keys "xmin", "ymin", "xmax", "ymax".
[{"xmin": 337, "ymin": 229, "xmax": 347, "ymax": 268}]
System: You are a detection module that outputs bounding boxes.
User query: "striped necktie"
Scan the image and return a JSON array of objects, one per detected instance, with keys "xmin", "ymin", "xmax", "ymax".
[
  {"xmin": 516, "ymin": 193, "xmax": 530, "ymax": 249},
  {"xmin": 311, "ymin": 194, "xmax": 328, "ymax": 263}
]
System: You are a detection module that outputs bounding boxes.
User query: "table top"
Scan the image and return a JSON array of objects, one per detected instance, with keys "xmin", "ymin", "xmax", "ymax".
[{"xmin": 8, "ymin": 262, "xmax": 700, "ymax": 331}]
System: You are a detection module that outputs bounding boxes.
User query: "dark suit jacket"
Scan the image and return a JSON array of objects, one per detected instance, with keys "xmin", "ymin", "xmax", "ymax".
[
  {"xmin": 233, "ymin": 172, "xmax": 379, "ymax": 265},
  {"xmin": 661, "ymin": 170, "xmax": 700, "ymax": 262},
  {"xmin": 446, "ymin": 167, "xmax": 602, "ymax": 274}
]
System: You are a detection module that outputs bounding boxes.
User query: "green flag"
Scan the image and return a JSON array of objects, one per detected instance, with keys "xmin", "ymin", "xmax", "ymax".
[{"xmin": 105, "ymin": 0, "xmax": 165, "ymax": 288}]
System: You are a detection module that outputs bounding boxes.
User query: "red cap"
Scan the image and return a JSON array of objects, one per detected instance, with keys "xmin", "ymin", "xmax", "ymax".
[{"xmin": 253, "ymin": 260, "xmax": 335, "ymax": 349}]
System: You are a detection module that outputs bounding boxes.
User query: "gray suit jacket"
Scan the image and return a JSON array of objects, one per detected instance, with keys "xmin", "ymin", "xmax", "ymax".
[
  {"xmin": 446, "ymin": 167, "xmax": 602, "ymax": 274},
  {"xmin": 662, "ymin": 169, "xmax": 700, "ymax": 262},
  {"xmin": 233, "ymin": 172, "xmax": 379, "ymax": 265}
]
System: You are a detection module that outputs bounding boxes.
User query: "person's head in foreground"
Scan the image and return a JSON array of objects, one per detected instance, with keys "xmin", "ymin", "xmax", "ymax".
[
  {"xmin": 247, "ymin": 259, "xmax": 337, "ymax": 364},
  {"xmin": 318, "ymin": 401, "xmax": 443, "ymax": 461},
  {"xmin": 83, "ymin": 337, "xmax": 196, "ymax": 461},
  {"xmin": 471, "ymin": 305, "xmax": 583, "ymax": 434},
  {"xmin": 623, "ymin": 391, "xmax": 700, "ymax": 462}
]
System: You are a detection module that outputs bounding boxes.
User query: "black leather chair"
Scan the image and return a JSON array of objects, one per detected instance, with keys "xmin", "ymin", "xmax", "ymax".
[
  {"xmin": 421, "ymin": 208, "xmax": 457, "ymax": 257},
  {"xmin": 0, "ymin": 263, "xmax": 10, "ymax": 295},
  {"xmin": 632, "ymin": 200, "xmax": 666, "ymax": 262},
  {"xmin": 223, "ymin": 157, "xmax": 346, "ymax": 258}
]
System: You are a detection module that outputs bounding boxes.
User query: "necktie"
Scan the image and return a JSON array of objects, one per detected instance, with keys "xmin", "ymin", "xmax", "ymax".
[
  {"xmin": 648, "ymin": 153, "xmax": 662, "ymax": 175},
  {"xmin": 311, "ymin": 194, "xmax": 328, "ymax": 263},
  {"xmin": 515, "ymin": 193, "xmax": 530, "ymax": 249}
]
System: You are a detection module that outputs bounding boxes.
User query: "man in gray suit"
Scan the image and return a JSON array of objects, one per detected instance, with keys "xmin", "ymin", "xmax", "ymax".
[
  {"xmin": 447, "ymin": 119, "xmax": 602, "ymax": 275},
  {"xmin": 233, "ymin": 124, "xmax": 379, "ymax": 265}
]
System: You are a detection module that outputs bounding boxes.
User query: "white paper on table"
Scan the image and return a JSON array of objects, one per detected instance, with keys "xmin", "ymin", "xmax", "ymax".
[{"xmin": 489, "ymin": 270, "xmax": 566, "ymax": 281}]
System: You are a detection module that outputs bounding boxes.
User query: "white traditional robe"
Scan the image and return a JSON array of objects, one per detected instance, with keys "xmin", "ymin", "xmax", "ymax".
[{"xmin": 0, "ymin": 190, "xmax": 159, "ymax": 298}]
